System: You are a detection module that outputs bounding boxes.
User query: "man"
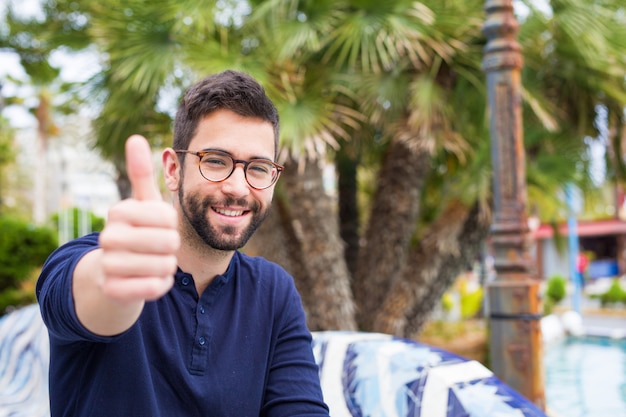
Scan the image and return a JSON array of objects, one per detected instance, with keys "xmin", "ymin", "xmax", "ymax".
[{"xmin": 36, "ymin": 70, "xmax": 330, "ymax": 416}]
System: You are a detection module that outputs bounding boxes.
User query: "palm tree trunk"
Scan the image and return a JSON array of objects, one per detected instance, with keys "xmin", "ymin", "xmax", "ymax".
[
  {"xmin": 336, "ymin": 146, "xmax": 360, "ymax": 278},
  {"xmin": 372, "ymin": 200, "xmax": 470, "ymax": 335},
  {"xmin": 33, "ymin": 92, "xmax": 51, "ymax": 224},
  {"xmin": 404, "ymin": 201, "xmax": 490, "ymax": 336},
  {"xmin": 115, "ymin": 168, "xmax": 131, "ymax": 200},
  {"xmin": 353, "ymin": 138, "xmax": 430, "ymax": 330},
  {"xmin": 278, "ymin": 155, "xmax": 356, "ymax": 330},
  {"xmin": 372, "ymin": 200, "xmax": 490, "ymax": 337}
]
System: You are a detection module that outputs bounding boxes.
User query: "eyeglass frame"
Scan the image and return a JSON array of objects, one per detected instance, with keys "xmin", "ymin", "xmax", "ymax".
[{"xmin": 174, "ymin": 149, "xmax": 284, "ymax": 190}]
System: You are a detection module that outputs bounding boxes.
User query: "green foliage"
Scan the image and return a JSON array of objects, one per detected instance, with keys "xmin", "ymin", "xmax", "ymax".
[
  {"xmin": 0, "ymin": 284, "xmax": 37, "ymax": 313},
  {"xmin": 0, "ymin": 215, "xmax": 58, "ymax": 312},
  {"xmin": 543, "ymin": 275, "xmax": 568, "ymax": 315},
  {"xmin": 546, "ymin": 275, "xmax": 568, "ymax": 304},
  {"xmin": 598, "ymin": 279, "xmax": 626, "ymax": 307},
  {"xmin": 0, "ymin": 216, "xmax": 58, "ymax": 290},
  {"xmin": 2, "ymin": 0, "xmax": 91, "ymax": 83}
]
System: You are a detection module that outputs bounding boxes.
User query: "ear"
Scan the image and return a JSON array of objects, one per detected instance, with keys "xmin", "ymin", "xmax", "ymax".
[{"xmin": 162, "ymin": 148, "xmax": 181, "ymax": 192}]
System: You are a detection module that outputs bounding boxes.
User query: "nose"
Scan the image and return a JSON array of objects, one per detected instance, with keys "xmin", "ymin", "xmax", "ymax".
[{"xmin": 220, "ymin": 164, "xmax": 250, "ymax": 197}]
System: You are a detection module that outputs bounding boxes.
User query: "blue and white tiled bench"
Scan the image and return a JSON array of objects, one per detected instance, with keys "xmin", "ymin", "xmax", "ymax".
[
  {"xmin": 0, "ymin": 306, "xmax": 546, "ymax": 417},
  {"xmin": 312, "ymin": 331, "xmax": 547, "ymax": 416},
  {"xmin": 0, "ymin": 304, "xmax": 50, "ymax": 417}
]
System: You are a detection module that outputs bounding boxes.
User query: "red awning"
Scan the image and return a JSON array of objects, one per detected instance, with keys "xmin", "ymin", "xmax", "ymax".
[{"xmin": 534, "ymin": 219, "xmax": 626, "ymax": 239}]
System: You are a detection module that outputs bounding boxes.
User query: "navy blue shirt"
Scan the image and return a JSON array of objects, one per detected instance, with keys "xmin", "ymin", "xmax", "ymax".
[{"xmin": 37, "ymin": 233, "xmax": 329, "ymax": 417}]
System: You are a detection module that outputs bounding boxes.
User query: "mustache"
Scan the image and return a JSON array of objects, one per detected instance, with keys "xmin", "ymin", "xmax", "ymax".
[{"xmin": 202, "ymin": 196, "xmax": 260, "ymax": 212}]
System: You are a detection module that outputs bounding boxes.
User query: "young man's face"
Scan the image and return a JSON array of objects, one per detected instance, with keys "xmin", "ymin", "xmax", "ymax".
[{"xmin": 168, "ymin": 109, "xmax": 277, "ymax": 251}]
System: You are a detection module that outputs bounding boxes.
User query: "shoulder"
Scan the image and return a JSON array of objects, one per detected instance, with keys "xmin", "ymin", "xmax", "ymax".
[
  {"xmin": 231, "ymin": 251, "xmax": 300, "ymax": 307},
  {"xmin": 50, "ymin": 232, "xmax": 100, "ymax": 257},
  {"xmin": 37, "ymin": 232, "xmax": 101, "ymax": 291},
  {"xmin": 234, "ymin": 251, "xmax": 292, "ymax": 282}
]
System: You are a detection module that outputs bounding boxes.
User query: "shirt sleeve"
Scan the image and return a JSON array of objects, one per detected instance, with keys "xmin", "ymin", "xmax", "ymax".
[
  {"xmin": 261, "ymin": 276, "xmax": 330, "ymax": 417},
  {"xmin": 36, "ymin": 232, "xmax": 113, "ymax": 343}
]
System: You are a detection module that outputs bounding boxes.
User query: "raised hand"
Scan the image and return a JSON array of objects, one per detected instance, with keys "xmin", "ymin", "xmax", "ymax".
[{"xmin": 96, "ymin": 135, "xmax": 180, "ymax": 303}]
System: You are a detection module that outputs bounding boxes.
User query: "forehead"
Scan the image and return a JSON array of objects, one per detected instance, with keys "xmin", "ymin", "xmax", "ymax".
[{"xmin": 189, "ymin": 109, "xmax": 276, "ymax": 159}]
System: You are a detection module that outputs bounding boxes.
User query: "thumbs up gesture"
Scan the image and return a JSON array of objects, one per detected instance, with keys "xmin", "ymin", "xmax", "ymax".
[
  {"xmin": 97, "ymin": 135, "xmax": 180, "ymax": 303},
  {"xmin": 72, "ymin": 135, "xmax": 179, "ymax": 336}
]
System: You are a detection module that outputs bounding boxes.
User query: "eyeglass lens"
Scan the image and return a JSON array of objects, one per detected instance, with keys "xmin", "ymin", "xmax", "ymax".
[{"xmin": 199, "ymin": 152, "xmax": 279, "ymax": 189}]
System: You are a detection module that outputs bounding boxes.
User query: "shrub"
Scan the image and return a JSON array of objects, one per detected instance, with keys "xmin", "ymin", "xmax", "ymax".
[
  {"xmin": 599, "ymin": 279, "xmax": 626, "ymax": 307},
  {"xmin": 546, "ymin": 275, "xmax": 567, "ymax": 304},
  {"xmin": 0, "ymin": 282, "xmax": 37, "ymax": 312},
  {"xmin": 0, "ymin": 216, "xmax": 58, "ymax": 312}
]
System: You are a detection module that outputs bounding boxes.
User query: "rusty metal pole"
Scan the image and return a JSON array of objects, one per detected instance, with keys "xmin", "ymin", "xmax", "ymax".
[{"xmin": 482, "ymin": 0, "xmax": 545, "ymax": 409}]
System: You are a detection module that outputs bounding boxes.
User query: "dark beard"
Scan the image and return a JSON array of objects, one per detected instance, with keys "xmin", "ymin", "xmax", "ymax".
[{"xmin": 179, "ymin": 188, "xmax": 269, "ymax": 251}]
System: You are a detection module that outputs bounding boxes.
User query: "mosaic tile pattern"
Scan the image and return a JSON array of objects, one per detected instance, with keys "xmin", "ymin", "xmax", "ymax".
[{"xmin": 312, "ymin": 331, "xmax": 547, "ymax": 417}]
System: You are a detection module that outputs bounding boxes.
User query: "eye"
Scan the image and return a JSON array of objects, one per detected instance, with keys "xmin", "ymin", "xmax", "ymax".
[
  {"xmin": 201, "ymin": 154, "xmax": 230, "ymax": 168},
  {"xmin": 248, "ymin": 161, "xmax": 273, "ymax": 175}
]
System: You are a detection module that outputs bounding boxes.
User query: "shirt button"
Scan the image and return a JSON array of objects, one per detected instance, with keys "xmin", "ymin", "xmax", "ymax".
[
  {"xmin": 199, "ymin": 306, "xmax": 205, "ymax": 314},
  {"xmin": 198, "ymin": 336, "xmax": 206, "ymax": 346},
  {"xmin": 181, "ymin": 277, "xmax": 190, "ymax": 286}
]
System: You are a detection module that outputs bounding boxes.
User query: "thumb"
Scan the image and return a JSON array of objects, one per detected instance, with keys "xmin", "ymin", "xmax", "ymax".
[{"xmin": 126, "ymin": 135, "xmax": 162, "ymax": 201}]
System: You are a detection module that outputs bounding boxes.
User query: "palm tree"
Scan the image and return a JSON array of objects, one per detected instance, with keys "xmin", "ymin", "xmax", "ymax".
[
  {"xmin": 248, "ymin": 0, "xmax": 626, "ymax": 335},
  {"xmin": 519, "ymin": 0, "xmax": 626, "ymax": 195},
  {"xmin": 243, "ymin": 0, "xmax": 496, "ymax": 333},
  {"xmin": 86, "ymin": 1, "xmax": 183, "ymax": 198},
  {"xmin": 23, "ymin": 0, "xmax": 626, "ymax": 337},
  {"xmin": 1, "ymin": 3, "xmax": 87, "ymax": 223}
]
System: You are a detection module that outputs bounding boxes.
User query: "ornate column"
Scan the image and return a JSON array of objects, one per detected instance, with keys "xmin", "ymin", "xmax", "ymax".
[{"xmin": 482, "ymin": 0, "xmax": 545, "ymax": 408}]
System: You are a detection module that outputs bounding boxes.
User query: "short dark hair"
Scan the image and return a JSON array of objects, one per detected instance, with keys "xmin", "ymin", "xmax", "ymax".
[{"xmin": 173, "ymin": 70, "xmax": 280, "ymax": 157}]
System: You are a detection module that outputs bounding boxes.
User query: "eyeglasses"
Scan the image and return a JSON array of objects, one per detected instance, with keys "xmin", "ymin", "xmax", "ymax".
[{"xmin": 175, "ymin": 149, "xmax": 284, "ymax": 190}]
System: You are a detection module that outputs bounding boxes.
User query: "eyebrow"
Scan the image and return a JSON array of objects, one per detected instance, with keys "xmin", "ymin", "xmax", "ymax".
[{"xmin": 200, "ymin": 148, "xmax": 275, "ymax": 161}]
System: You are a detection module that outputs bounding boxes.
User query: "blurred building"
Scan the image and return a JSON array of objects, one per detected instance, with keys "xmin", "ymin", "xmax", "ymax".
[
  {"xmin": 9, "ymin": 116, "xmax": 120, "ymax": 224},
  {"xmin": 533, "ymin": 184, "xmax": 626, "ymax": 282}
]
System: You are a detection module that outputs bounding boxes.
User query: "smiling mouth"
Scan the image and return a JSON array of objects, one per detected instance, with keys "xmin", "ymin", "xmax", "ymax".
[{"xmin": 213, "ymin": 207, "xmax": 247, "ymax": 217}]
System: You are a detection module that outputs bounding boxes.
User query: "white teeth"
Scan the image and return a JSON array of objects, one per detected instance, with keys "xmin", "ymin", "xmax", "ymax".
[{"xmin": 215, "ymin": 208, "xmax": 244, "ymax": 217}]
